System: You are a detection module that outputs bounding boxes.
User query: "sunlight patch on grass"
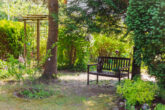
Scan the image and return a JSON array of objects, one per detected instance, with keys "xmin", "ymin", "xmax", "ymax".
[
  {"xmin": 84, "ymin": 94, "xmax": 117, "ymax": 110},
  {"xmin": 0, "ymin": 81, "xmax": 117, "ymax": 110}
]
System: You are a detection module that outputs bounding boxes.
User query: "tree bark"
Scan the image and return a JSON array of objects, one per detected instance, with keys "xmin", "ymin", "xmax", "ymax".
[
  {"xmin": 132, "ymin": 46, "xmax": 141, "ymax": 80},
  {"xmin": 42, "ymin": 0, "xmax": 58, "ymax": 79},
  {"xmin": 64, "ymin": 0, "xmax": 67, "ymax": 4}
]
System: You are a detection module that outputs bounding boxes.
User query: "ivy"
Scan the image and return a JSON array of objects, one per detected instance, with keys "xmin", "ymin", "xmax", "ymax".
[{"xmin": 126, "ymin": 0, "xmax": 165, "ymax": 88}]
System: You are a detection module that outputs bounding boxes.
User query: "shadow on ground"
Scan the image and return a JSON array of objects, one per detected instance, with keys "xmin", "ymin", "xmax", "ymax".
[{"xmin": 0, "ymin": 71, "xmax": 122, "ymax": 110}]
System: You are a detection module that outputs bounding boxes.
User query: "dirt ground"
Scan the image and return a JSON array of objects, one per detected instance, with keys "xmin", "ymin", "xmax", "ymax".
[{"xmin": 0, "ymin": 71, "xmax": 155, "ymax": 110}]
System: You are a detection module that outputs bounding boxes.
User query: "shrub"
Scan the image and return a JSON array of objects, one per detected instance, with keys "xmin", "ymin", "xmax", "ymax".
[
  {"xmin": 154, "ymin": 104, "xmax": 165, "ymax": 110},
  {"xmin": 0, "ymin": 59, "xmax": 8, "ymax": 79},
  {"xmin": 2, "ymin": 55, "xmax": 38, "ymax": 81},
  {"xmin": 117, "ymin": 79, "xmax": 158, "ymax": 106},
  {"xmin": 0, "ymin": 20, "xmax": 25, "ymax": 58},
  {"xmin": 18, "ymin": 85, "xmax": 54, "ymax": 99},
  {"xmin": 159, "ymin": 88, "xmax": 165, "ymax": 102},
  {"xmin": 90, "ymin": 34, "xmax": 133, "ymax": 61},
  {"xmin": 7, "ymin": 55, "xmax": 24, "ymax": 81},
  {"xmin": 19, "ymin": 88, "xmax": 53, "ymax": 99},
  {"xmin": 0, "ymin": 11, "xmax": 7, "ymax": 20},
  {"xmin": 57, "ymin": 27, "xmax": 89, "ymax": 71}
]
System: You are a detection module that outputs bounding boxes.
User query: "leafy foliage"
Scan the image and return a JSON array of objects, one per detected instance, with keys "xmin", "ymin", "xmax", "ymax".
[
  {"xmin": 63, "ymin": 0, "xmax": 128, "ymax": 34},
  {"xmin": 19, "ymin": 86, "xmax": 54, "ymax": 99},
  {"xmin": 58, "ymin": 27, "xmax": 89, "ymax": 71},
  {"xmin": 89, "ymin": 34, "xmax": 133, "ymax": 61},
  {"xmin": 0, "ymin": 11, "xmax": 7, "ymax": 20},
  {"xmin": 0, "ymin": 59, "xmax": 8, "ymax": 78},
  {"xmin": 117, "ymin": 79, "xmax": 158, "ymax": 106},
  {"xmin": 154, "ymin": 104, "xmax": 165, "ymax": 110},
  {"xmin": 7, "ymin": 55, "xmax": 24, "ymax": 81},
  {"xmin": 126, "ymin": 0, "xmax": 165, "ymax": 88},
  {"xmin": 0, "ymin": 20, "xmax": 25, "ymax": 58},
  {"xmin": 159, "ymin": 88, "xmax": 165, "ymax": 102},
  {"xmin": 58, "ymin": 0, "xmax": 131, "ymax": 71},
  {"xmin": 0, "ymin": 0, "xmax": 48, "ymax": 20},
  {"xmin": 0, "ymin": 1, "xmax": 7, "ymax": 19},
  {"xmin": 2, "ymin": 54, "xmax": 39, "ymax": 81}
]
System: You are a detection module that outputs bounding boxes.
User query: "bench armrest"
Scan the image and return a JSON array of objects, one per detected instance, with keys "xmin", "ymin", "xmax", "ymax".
[{"xmin": 87, "ymin": 64, "xmax": 98, "ymax": 73}]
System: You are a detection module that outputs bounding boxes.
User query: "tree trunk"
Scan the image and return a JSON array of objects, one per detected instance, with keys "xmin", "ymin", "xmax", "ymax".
[
  {"xmin": 132, "ymin": 46, "xmax": 141, "ymax": 80},
  {"xmin": 64, "ymin": 0, "xmax": 67, "ymax": 4},
  {"xmin": 42, "ymin": 0, "xmax": 58, "ymax": 79}
]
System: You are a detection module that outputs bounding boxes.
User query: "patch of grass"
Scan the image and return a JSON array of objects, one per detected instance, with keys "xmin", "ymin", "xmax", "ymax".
[
  {"xmin": 0, "ymin": 81, "xmax": 117, "ymax": 110},
  {"xmin": 18, "ymin": 88, "xmax": 54, "ymax": 99},
  {"xmin": 0, "ymin": 72, "xmax": 120, "ymax": 110},
  {"xmin": 84, "ymin": 94, "xmax": 117, "ymax": 110}
]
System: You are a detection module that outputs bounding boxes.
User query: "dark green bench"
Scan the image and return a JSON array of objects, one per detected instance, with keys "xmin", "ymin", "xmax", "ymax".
[{"xmin": 87, "ymin": 56, "xmax": 131, "ymax": 85}]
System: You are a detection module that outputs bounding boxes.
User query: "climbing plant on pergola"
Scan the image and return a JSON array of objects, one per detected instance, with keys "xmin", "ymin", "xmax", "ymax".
[{"xmin": 20, "ymin": 14, "xmax": 48, "ymax": 63}]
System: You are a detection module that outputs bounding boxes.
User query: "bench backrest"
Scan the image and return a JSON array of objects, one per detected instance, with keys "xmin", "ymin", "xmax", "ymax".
[{"xmin": 98, "ymin": 56, "xmax": 131, "ymax": 70}]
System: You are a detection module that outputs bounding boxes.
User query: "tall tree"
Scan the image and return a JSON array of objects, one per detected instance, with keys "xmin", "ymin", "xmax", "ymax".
[
  {"xmin": 126, "ymin": 0, "xmax": 165, "ymax": 85},
  {"xmin": 42, "ymin": 0, "xmax": 58, "ymax": 79},
  {"xmin": 64, "ymin": 0, "xmax": 128, "ymax": 34}
]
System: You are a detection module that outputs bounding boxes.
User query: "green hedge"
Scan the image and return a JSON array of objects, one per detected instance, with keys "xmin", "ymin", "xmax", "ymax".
[
  {"xmin": 0, "ymin": 20, "xmax": 25, "ymax": 58},
  {"xmin": 126, "ymin": 0, "xmax": 165, "ymax": 88}
]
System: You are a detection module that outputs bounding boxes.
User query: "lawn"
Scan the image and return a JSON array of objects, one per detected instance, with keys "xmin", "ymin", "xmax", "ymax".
[{"xmin": 0, "ymin": 72, "xmax": 119, "ymax": 110}]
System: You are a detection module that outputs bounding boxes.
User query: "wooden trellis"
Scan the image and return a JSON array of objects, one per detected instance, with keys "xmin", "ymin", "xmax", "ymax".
[{"xmin": 19, "ymin": 15, "xmax": 48, "ymax": 63}]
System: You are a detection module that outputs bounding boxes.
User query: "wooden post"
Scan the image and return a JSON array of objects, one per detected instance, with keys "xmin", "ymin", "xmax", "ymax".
[
  {"xmin": 37, "ymin": 19, "xmax": 40, "ymax": 64},
  {"xmin": 64, "ymin": 0, "xmax": 67, "ymax": 4},
  {"xmin": 24, "ymin": 20, "xmax": 27, "ymax": 59}
]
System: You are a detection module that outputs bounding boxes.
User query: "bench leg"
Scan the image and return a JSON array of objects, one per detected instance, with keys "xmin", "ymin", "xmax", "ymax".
[
  {"xmin": 87, "ymin": 73, "xmax": 89, "ymax": 85},
  {"xmin": 128, "ymin": 73, "xmax": 129, "ymax": 79},
  {"xmin": 128, "ymin": 71, "xmax": 130, "ymax": 79},
  {"xmin": 96, "ymin": 75, "xmax": 99, "ymax": 84},
  {"xmin": 118, "ymin": 77, "xmax": 120, "ymax": 82}
]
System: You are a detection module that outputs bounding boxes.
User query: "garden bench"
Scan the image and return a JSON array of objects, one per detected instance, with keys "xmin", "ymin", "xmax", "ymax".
[{"xmin": 87, "ymin": 56, "xmax": 131, "ymax": 85}]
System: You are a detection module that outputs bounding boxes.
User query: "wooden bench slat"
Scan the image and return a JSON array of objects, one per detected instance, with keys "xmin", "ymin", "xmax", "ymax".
[
  {"xmin": 87, "ymin": 56, "xmax": 131, "ymax": 85},
  {"xmin": 89, "ymin": 71, "xmax": 128, "ymax": 78}
]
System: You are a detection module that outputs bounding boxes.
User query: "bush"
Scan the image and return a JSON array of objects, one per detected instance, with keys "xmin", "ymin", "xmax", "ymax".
[
  {"xmin": 159, "ymin": 88, "xmax": 165, "ymax": 102},
  {"xmin": 90, "ymin": 34, "xmax": 133, "ymax": 61},
  {"xmin": 57, "ymin": 27, "xmax": 89, "ymax": 71},
  {"xmin": 0, "ymin": 20, "xmax": 25, "ymax": 58},
  {"xmin": 17, "ymin": 85, "xmax": 54, "ymax": 99},
  {"xmin": 0, "ymin": 59, "xmax": 8, "ymax": 79},
  {"xmin": 7, "ymin": 55, "xmax": 24, "ymax": 81},
  {"xmin": 0, "ymin": 55, "xmax": 38, "ymax": 81},
  {"xmin": 117, "ymin": 79, "xmax": 158, "ymax": 106},
  {"xmin": 154, "ymin": 104, "xmax": 165, "ymax": 110},
  {"xmin": 19, "ymin": 88, "xmax": 54, "ymax": 99},
  {"xmin": 0, "ymin": 11, "xmax": 7, "ymax": 20}
]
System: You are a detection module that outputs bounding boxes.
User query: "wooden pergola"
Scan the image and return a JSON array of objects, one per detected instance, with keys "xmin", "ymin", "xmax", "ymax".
[{"xmin": 20, "ymin": 15, "xmax": 48, "ymax": 63}]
